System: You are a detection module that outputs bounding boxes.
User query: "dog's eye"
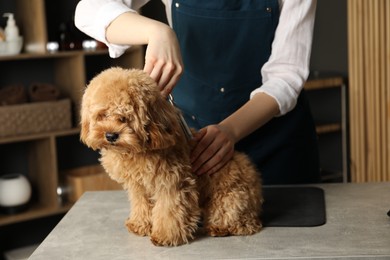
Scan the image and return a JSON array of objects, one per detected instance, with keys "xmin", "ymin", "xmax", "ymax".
[{"xmin": 119, "ymin": 117, "xmax": 127, "ymax": 123}]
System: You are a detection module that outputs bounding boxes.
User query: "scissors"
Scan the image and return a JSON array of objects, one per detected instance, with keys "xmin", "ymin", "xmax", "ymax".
[{"xmin": 168, "ymin": 94, "xmax": 193, "ymax": 141}]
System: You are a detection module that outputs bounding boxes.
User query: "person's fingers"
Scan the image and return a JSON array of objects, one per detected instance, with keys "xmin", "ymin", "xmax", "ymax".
[
  {"xmin": 143, "ymin": 57, "xmax": 156, "ymax": 76},
  {"xmin": 159, "ymin": 62, "xmax": 183, "ymax": 97},
  {"xmin": 193, "ymin": 135, "xmax": 233, "ymax": 175},
  {"xmin": 199, "ymin": 147, "xmax": 234, "ymax": 176},
  {"xmin": 143, "ymin": 26, "xmax": 183, "ymax": 95},
  {"xmin": 149, "ymin": 60, "xmax": 165, "ymax": 87},
  {"xmin": 144, "ymin": 59, "xmax": 183, "ymax": 97},
  {"xmin": 190, "ymin": 128, "xmax": 210, "ymax": 164},
  {"xmin": 192, "ymin": 139, "xmax": 218, "ymax": 173},
  {"xmin": 191, "ymin": 125, "xmax": 234, "ymax": 175}
]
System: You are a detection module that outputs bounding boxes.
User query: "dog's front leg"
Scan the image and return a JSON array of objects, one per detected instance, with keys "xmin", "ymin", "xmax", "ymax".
[
  {"xmin": 150, "ymin": 177, "xmax": 201, "ymax": 246},
  {"xmin": 125, "ymin": 185, "xmax": 153, "ymax": 237}
]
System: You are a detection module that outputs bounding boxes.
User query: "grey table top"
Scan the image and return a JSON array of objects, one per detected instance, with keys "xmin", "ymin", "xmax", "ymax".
[{"xmin": 30, "ymin": 182, "xmax": 390, "ymax": 260}]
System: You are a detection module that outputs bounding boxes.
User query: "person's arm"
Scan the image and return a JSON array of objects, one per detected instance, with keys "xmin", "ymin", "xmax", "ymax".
[
  {"xmin": 253, "ymin": 0, "xmax": 317, "ymax": 115},
  {"xmin": 106, "ymin": 12, "xmax": 183, "ymax": 96},
  {"xmin": 75, "ymin": 0, "xmax": 144, "ymax": 58},
  {"xmin": 192, "ymin": 0, "xmax": 317, "ymax": 175},
  {"xmin": 75, "ymin": 0, "xmax": 183, "ymax": 96}
]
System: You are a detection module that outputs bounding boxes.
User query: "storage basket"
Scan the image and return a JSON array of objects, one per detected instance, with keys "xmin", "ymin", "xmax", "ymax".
[{"xmin": 0, "ymin": 99, "xmax": 72, "ymax": 137}]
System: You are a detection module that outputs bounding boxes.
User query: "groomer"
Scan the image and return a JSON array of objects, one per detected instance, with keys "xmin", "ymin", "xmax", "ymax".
[{"xmin": 75, "ymin": 0, "xmax": 320, "ymax": 185}]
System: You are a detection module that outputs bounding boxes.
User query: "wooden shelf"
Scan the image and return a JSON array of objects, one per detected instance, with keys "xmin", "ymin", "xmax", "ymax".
[
  {"xmin": 305, "ymin": 74, "xmax": 348, "ymax": 183},
  {"xmin": 0, "ymin": 47, "xmax": 141, "ymax": 61},
  {"xmin": 0, "ymin": 202, "xmax": 72, "ymax": 226},
  {"xmin": 0, "ymin": 0, "xmax": 144, "ymax": 228},
  {"xmin": 0, "ymin": 128, "xmax": 80, "ymax": 145},
  {"xmin": 304, "ymin": 76, "xmax": 345, "ymax": 90},
  {"xmin": 316, "ymin": 123, "xmax": 342, "ymax": 134},
  {"xmin": 0, "ymin": 51, "xmax": 90, "ymax": 61}
]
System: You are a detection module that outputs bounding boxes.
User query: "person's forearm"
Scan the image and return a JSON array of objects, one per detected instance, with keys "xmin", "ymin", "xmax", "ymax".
[
  {"xmin": 106, "ymin": 11, "xmax": 171, "ymax": 45},
  {"xmin": 219, "ymin": 93, "xmax": 279, "ymax": 143}
]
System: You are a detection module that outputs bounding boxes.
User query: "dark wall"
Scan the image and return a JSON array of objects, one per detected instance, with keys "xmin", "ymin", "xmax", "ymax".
[{"xmin": 311, "ymin": 0, "xmax": 348, "ymax": 76}]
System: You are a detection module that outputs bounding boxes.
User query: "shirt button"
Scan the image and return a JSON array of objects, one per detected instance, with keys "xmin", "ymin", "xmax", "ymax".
[
  {"xmin": 266, "ymin": 7, "xmax": 272, "ymax": 13},
  {"xmin": 175, "ymin": 3, "xmax": 180, "ymax": 8},
  {"xmin": 220, "ymin": 87, "xmax": 225, "ymax": 93},
  {"xmin": 191, "ymin": 115, "xmax": 196, "ymax": 121}
]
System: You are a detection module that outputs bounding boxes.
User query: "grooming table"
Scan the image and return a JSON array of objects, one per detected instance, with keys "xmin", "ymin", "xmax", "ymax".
[{"xmin": 30, "ymin": 183, "xmax": 390, "ymax": 259}]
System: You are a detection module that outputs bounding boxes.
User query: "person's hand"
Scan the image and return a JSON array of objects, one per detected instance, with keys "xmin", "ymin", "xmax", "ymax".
[
  {"xmin": 144, "ymin": 25, "xmax": 183, "ymax": 97},
  {"xmin": 191, "ymin": 124, "xmax": 235, "ymax": 176},
  {"xmin": 104, "ymin": 12, "xmax": 183, "ymax": 97}
]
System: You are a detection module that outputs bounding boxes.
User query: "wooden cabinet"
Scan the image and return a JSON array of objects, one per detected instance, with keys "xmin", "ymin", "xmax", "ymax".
[
  {"xmin": 304, "ymin": 74, "xmax": 348, "ymax": 183},
  {"xmin": 0, "ymin": 0, "xmax": 143, "ymax": 226}
]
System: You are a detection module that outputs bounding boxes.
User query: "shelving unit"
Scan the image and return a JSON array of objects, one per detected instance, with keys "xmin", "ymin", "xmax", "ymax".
[
  {"xmin": 0, "ymin": 0, "xmax": 143, "ymax": 227},
  {"xmin": 304, "ymin": 74, "xmax": 348, "ymax": 182},
  {"xmin": 0, "ymin": 129, "xmax": 77, "ymax": 226}
]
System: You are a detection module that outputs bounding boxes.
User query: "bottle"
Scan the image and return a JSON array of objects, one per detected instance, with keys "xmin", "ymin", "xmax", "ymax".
[
  {"xmin": 2, "ymin": 13, "xmax": 23, "ymax": 55},
  {"xmin": 58, "ymin": 21, "xmax": 82, "ymax": 51},
  {"xmin": 59, "ymin": 22, "xmax": 72, "ymax": 51},
  {"xmin": 3, "ymin": 13, "xmax": 19, "ymax": 40}
]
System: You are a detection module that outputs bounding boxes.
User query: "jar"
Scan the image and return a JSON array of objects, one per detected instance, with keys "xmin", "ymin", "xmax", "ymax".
[{"xmin": 0, "ymin": 173, "xmax": 32, "ymax": 214}]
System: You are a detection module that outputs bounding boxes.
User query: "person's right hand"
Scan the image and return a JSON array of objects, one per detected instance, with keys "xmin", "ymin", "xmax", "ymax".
[
  {"xmin": 144, "ymin": 25, "xmax": 183, "ymax": 97},
  {"xmin": 105, "ymin": 11, "xmax": 183, "ymax": 97}
]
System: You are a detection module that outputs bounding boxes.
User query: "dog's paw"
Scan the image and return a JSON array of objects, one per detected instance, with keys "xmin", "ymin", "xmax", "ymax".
[
  {"xmin": 150, "ymin": 226, "xmax": 195, "ymax": 246},
  {"xmin": 228, "ymin": 220, "xmax": 262, "ymax": 236},
  {"xmin": 150, "ymin": 234, "xmax": 189, "ymax": 247},
  {"xmin": 206, "ymin": 220, "xmax": 262, "ymax": 237},
  {"xmin": 125, "ymin": 219, "xmax": 152, "ymax": 236},
  {"xmin": 206, "ymin": 226, "xmax": 230, "ymax": 237}
]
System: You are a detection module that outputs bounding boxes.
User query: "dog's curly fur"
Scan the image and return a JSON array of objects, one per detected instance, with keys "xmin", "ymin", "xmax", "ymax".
[{"xmin": 80, "ymin": 67, "xmax": 263, "ymax": 246}]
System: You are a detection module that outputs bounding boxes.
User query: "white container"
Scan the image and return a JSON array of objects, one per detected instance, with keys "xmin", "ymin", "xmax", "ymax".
[
  {"xmin": 0, "ymin": 36, "xmax": 23, "ymax": 55},
  {"xmin": 3, "ymin": 13, "xmax": 19, "ymax": 40},
  {"xmin": 0, "ymin": 173, "xmax": 32, "ymax": 208},
  {"xmin": 0, "ymin": 13, "xmax": 23, "ymax": 55}
]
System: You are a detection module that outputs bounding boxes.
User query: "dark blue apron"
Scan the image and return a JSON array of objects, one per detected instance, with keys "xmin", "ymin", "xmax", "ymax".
[{"xmin": 171, "ymin": 0, "xmax": 320, "ymax": 184}]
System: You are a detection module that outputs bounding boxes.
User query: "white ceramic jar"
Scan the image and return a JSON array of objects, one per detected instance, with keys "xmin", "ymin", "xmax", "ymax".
[{"xmin": 0, "ymin": 173, "xmax": 32, "ymax": 208}]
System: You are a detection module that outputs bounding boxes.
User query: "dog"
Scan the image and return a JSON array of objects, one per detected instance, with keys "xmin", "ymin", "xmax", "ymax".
[{"xmin": 80, "ymin": 67, "xmax": 263, "ymax": 246}]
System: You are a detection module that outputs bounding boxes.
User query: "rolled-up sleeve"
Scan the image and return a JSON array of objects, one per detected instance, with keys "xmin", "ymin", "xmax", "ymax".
[
  {"xmin": 75, "ymin": 0, "xmax": 148, "ymax": 58},
  {"xmin": 250, "ymin": 0, "xmax": 317, "ymax": 115}
]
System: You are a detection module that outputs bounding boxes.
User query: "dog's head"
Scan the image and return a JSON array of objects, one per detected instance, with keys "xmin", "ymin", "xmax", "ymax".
[{"xmin": 80, "ymin": 67, "xmax": 181, "ymax": 153}]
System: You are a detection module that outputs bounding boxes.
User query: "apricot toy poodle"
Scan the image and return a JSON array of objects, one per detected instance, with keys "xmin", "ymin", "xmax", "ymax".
[{"xmin": 80, "ymin": 67, "xmax": 263, "ymax": 246}]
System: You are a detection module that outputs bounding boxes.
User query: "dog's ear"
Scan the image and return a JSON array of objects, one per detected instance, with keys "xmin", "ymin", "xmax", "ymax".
[
  {"xmin": 145, "ymin": 97, "xmax": 178, "ymax": 150},
  {"xmin": 80, "ymin": 116, "xmax": 90, "ymax": 145},
  {"xmin": 79, "ymin": 92, "xmax": 90, "ymax": 145},
  {"xmin": 126, "ymin": 69, "xmax": 181, "ymax": 150}
]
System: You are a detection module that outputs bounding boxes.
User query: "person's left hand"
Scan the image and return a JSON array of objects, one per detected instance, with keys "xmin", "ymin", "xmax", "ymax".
[{"xmin": 191, "ymin": 124, "xmax": 235, "ymax": 175}]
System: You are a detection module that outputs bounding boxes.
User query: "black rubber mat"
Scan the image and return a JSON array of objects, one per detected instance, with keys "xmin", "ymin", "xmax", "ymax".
[{"xmin": 262, "ymin": 186, "xmax": 326, "ymax": 227}]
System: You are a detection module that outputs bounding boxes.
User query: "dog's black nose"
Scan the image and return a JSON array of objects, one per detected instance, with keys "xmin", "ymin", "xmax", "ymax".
[{"xmin": 105, "ymin": 132, "xmax": 119, "ymax": 143}]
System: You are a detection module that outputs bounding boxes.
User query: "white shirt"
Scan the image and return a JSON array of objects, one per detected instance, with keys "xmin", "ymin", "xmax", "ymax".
[{"xmin": 75, "ymin": 0, "xmax": 317, "ymax": 115}]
